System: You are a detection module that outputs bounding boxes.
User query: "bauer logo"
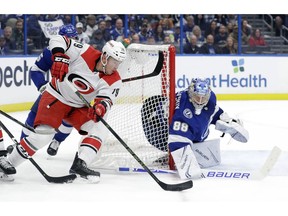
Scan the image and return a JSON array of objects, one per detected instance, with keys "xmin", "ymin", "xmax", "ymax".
[
  {"xmin": 231, "ymin": 58, "xmax": 245, "ymax": 73},
  {"xmin": 205, "ymin": 171, "xmax": 251, "ymax": 179}
]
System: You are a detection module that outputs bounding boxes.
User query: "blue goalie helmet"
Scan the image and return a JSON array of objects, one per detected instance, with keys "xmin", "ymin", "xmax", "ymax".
[
  {"xmin": 58, "ymin": 24, "xmax": 78, "ymax": 38},
  {"xmin": 188, "ymin": 78, "xmax": 211, "ymax": 115}
]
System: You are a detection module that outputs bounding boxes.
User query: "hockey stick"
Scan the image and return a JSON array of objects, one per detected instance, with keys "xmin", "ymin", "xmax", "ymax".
[
  {"xmin": 66, "ymin": 80, "xmax": 192, "ymax": 191},
  {"xmin": 96, "ymin": 146, "xmax": 281, "ymax": 180},
  {"xmin": 0, "ymin": 110, "xmax": 34, "ymax": 132},
  {"xmin": 121, "ymin": 51, "xmax": 164, "ymax": 83},
  {"xmin": 0, "ymin": 120, "xmax": 77, "ymax": 183}
]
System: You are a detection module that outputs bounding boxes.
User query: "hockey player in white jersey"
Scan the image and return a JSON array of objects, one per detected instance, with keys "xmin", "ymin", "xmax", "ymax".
[{"xmin": 7, "ymin": 36, "xmax": 126, "ymax": 182}]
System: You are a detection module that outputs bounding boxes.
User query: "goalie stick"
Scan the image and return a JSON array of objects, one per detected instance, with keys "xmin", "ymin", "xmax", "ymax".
[
  {"xmin": 121, "ymin": 51, "xmax": 164, "ymax": 83},
  {"xmin": 66, "ymin": 80, "xmax": 192, "ymax": 191},
  {"xmin": 98, "ymin": 146, "xmax": 281, "ymax": 180},
  {"xmin": 0, "ymin": 120, "xmax": 77, "ymax": 183}
]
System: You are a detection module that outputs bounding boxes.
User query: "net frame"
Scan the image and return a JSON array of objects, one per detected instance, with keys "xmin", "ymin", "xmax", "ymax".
[{"xmin": 91, "ymin": 44, "xmax": 175, "ymax": 171}]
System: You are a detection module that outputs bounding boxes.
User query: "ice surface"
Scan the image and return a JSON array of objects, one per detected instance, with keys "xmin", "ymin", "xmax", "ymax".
[{"xmin": 1, "ymin": 100, "xmax": 288, "ymax": 215}]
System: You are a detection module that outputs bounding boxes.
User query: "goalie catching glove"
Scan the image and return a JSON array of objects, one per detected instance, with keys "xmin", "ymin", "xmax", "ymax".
[
  {"xmin": 88, "ymin": 99, "xmax": 108, "ymax": 122},
  {"xmin": 215, "ymin": 112, "xmax": 249, "ymax": 143},
  {"xmin": 51, "ymin": 53, "xmax": 70, "ymax": 82}
]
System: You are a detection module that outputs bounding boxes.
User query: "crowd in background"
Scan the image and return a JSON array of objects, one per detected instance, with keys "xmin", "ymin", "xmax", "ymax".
[{"xmin": 0, "ymin": 14, "xmax": 288, "ymax": 56}]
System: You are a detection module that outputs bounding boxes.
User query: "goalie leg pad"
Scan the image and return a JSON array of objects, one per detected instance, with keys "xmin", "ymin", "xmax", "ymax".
[
  {"xmin": 171, "ymin": 145, "xmax": 202, "ymax": 180},
  {"xmin": 192, "ymin": 138, "xmax": 221, "ymax": 168}
]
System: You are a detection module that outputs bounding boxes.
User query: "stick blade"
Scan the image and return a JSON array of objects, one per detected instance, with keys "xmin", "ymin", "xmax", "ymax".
[
  {"xmin": 159, "ymin": 180, "xmax": 193, "ymax": 191},
  {"xmin": 45, "ymin": 174, "xmax": 77, "ymax": 183},
  {"xmin": 251, "ymin": 146, "xmax": 282, "ymax": 180}
]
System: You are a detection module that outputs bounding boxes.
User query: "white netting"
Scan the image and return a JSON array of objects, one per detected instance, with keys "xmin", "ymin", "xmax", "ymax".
[{"xmin": 91, "ymin": 44, "xmax": 175, "ymax": 170}]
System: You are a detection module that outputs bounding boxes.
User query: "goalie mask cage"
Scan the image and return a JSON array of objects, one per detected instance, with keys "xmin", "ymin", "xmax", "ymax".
[{"xmin": 91, "ymin": 44, "xmax": 175, "ymax": 171}]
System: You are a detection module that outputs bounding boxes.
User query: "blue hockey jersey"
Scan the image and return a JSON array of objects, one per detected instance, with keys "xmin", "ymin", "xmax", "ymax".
[
  {"xmin": 30, "ymin": 47, "xmax": 53, "ymax": 91},
  {"xmin": 168, "ymin": 89, "xmax": 223, "ymax": 152}
]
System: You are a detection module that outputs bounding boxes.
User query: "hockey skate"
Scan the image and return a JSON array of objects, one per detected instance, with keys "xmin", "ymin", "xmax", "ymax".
[
  {"xmin": 0, "ymin": 150, "xmax": 16, "ymax": 182},
  {"xmin": 47, "ymin": 139, "xmax": 61, "ymax": 156},
  {"xmin": 70, "ymin": 153, "xmax": 100, "ymax": 183}
]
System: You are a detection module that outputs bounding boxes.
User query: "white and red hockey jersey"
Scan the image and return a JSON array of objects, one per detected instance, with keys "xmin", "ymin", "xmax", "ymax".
[{"xmin": 46, "ymin": 35, "xmax": 122, "ymax": 111}]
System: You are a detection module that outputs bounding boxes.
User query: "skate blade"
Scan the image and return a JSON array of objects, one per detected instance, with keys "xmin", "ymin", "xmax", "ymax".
[
  {"xmin": 0, "ymin": 173, "xmax": 14, "ymax": 182},
  {"xmin": 73, "ymin": 174, "xmax": 100, "ymax": 184}
]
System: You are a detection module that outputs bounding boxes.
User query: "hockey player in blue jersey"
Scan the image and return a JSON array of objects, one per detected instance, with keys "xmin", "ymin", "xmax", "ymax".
[
  {"xmin": 142, "ymin": 78, "xmax": 249, "ymax": 179},
  {"xmin": 18, "ymin": 24, "xmax": 78, "ymax": 156}
]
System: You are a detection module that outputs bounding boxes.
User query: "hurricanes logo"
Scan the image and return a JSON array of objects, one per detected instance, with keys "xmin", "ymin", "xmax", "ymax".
[
  {"xmin": 68, "ymin": 74, "xmax": 94, "ymax": 94},
  {"xmin": 231, "ymin": 58, "xmax": 245, "ymax": 73}
]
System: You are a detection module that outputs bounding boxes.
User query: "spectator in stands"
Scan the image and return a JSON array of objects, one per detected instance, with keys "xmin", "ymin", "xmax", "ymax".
[
  {"xmin": 138, "ymin": 22, "xmax": 152, "ymax": 43},
  {"xmin": 131, "ymin": 33, "xmax": 140, "ymax": 43},
  {"xmin": 85, "ymin": 15, "xmax": 98, "ymax": 38},
  {"xmin": 229, "ymin": 24, "xmax": 238, "ymax": 49},
  {"xmin": 110, "ymin": 18, "xmax": 129, "ymax": 41},
  {"xmin": 27, "ymin": 15, "xmax": 45, "ymax": 49},
  {"xmin": 89, "ymin": 29, "xmax": 106, "ymax": 51},
  {"xmin": 199, "ymin": 34, "xmax": 221, "ymax": 54},
  {"xmin": 147, "ymin": 36, "xmax": 156, "ymax": 45},
  {"xmin": 104, "ymin": 16, "xmax": 113, "ymax": 32},
  {"xmin": 97, "ymin": 20, "xmax": 111, "ymax": 42},
  {"xmin": 159, "ymin": 17, "xmax": 174, "ymax": 38},
  {"xmin": 226, "ymin": 22, "xmax": 234, "ymax": 34},
  {"xmin": 163, "ymin": 35, "xmax": 172, "ymax": 45},
  {"xmin": 3, "ymin": 26, "xmax": 15, "ymax": 51},
  {"xmin": 183, "ymin": 15, "xmax": 195, "ymax": 34},
  {"xmin": 62, "ymin": 15, "xmax": 72, "ymax": 25},
  {"xmin": 241, "ymin": 19, "xmax": 252, "ymax": 45},
  {"xmin": 221, "ymin": 36, "xmax": 237, "ymax": 54},
  {"xmin": 183, "ymin": 34, "xmax": 200, "ymax": 54},
  {"xmin": 128, "ymin": 16, "xmax": 139, "ymax": 36},
  {"xmin": 274, "ymin": 16, "xmax": 283, "ymax": 36},
  {"xmin": 204, "ymin": 20, "xmax": 218, "ymax": 38},
  {"xmin": 0, "ymin": 33, "xmax": 8, "ymax": 55},
  {"xmin": 248, "ymin": 28, "xmax": 266, "ymax": 47},
  {"xmin": 173, "ymin": 24, "xmax": 181, "ymax": 47},
  {"xmin": 75, "ymin": 22, "xmax": 90, "ymax": 44},
  {"xmin": 192, "ymin": 25, "xmax": 205, "ymax": 47},
  {"xmin": 184, "ymin": 15, "xmax": 195, "ymax": 43},
  {"xmin": 153, "ymin": 24, "xmax": 165, "ymax": 44},
  {"xmin": 12, "ymin": 19, "xmax": 25, "ymax": 50},
  {"xmin": 214, "ymin": 24, "xmax": 228, "ymax": 48},
  {"xmin": 194, "ymin": 15, "xmax": 207, "ymax": 35}
]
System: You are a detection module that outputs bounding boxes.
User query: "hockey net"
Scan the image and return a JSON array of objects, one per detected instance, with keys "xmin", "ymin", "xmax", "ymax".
[{"xmin": 91, "ymin": 43, "xmax": 175, "ymax": 172}]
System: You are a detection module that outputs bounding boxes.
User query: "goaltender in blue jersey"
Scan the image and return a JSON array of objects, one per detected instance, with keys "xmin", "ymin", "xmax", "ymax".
[{"xmin": 141, "ymin": 78, "xmax": 249, "ymax": 180}]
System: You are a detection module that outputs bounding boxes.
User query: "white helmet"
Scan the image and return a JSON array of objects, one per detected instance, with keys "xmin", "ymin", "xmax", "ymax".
[{"xmin": 102, "ymin": 40, "xmax": 126, "ymax": 62}]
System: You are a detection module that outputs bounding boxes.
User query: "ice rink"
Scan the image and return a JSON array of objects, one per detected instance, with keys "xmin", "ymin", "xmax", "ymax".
[{"xmin": 1, "ymin": 100, "xmax": 288, "ymax": 215}]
